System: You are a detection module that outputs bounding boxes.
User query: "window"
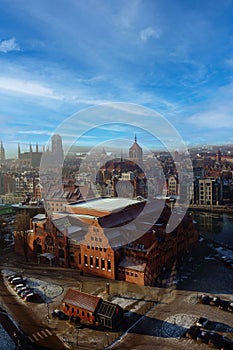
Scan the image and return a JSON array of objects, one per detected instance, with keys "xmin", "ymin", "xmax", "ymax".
[
  {"xmin": 69, "ymin": 252, "xmax": 74, "ymax": 263},
  {"xmin": 135, "ymin": 273, "xmax": 138, "ymax": 277},
  {"xmin": 101, "ymin": 258, "xmax": 105, "ymax": 270},
  {"xmin": 84, "ymin": 255, "xmax": 88, "ymax": 266},
  {"xmin": 90, "ymin": 256, "xmax": 93, "ymax": 267},
  {"xmin": 107, "ymin": 260, "xmax": 111, "ymax": 271},
  {"xmin": 79, "ymin": 253, "xmax": 81, "ymax": 265},
  {"xmin": 130, "ymin": 272, "xmax": 133, "ymax": 276},
  {"xmin": 87, "ymin": 312, "xmax": 90, "ymax": 318},
  {"xmin": 72, "ymin": 308, "xmax": 74, "ymax": 313},
  {"xmin": 96, "ymin": 257, "xmax": 99, "ymax": 269},
  {"xmin": 82, "ymin": 311, "xmax": 84, "ymax": 316},
  {"xmin": 77, "ymin": 309, "xmax": 79, "ymax": 314}
]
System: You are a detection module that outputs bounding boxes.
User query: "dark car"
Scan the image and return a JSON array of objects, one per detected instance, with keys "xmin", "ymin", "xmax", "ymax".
[
  {"xmin": 11, "ymin": 277, "xmax": 26, "ymax": 285},
  {"xmin": 52, "ymin": 309, "xmax": 69, "ymax": 320},
  {"xmin": 220, "ymin": 336, "xmax": 233, "ymax": 350},
  {"xmin": 197, "ymin": 330, "xmax": 210, "ymax": 344},
  {"xmin": 24, "ymin": 292, "xmax": 41, "ymax": 302},
  {"xmin": 228, "ymin": 302, "xmax": 233, "ymax": 313},
  {"xmin": 15, "ymin": 283, "xmax": 26, "ymax": 291},
  {"xmin": 185, "ymin": 326, "xmax": 201, "ymax": 340},
  {"xmin": 19, "ymin": 288, "xmax": 33, "ymax": 298},
  {"xmin": 199, "ymin": 294, "xmax": 212, "ymax": 305},
  {"xmin": 210, "ymin": 296, "xmax": 221, "ymax": 307},
  {"xmin": 7, "ymin": 274, "xmax": 22, "ymax": 282},
  {"xmin": 219, "ymin": 300, "xmax": 230, "ymax": 311},
  {"xmin": 208, "ymin": 332, "xmax": 223, "ymax": 348},
  {"xmin": 195, "ymin": 317, "xmax": 209, "ymax": 328}
]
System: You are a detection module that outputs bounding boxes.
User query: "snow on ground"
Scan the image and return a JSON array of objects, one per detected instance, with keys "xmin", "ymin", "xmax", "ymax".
[
  {"xmin": 0, "ymin": 324, "xmax": 15, "ymax": 350},
  {"xmin": 1, "ymin": 269, "xmax": 63, "ymax": 301},
  {"xmin": 162, "ymin": 314, "xmax": 198, "ymax": 338}
]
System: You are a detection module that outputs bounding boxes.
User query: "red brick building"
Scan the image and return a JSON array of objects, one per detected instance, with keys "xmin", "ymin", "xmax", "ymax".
[
  {"xmin": 14, "ymin": 197, "xmax": 198, "ymax": 286},
  {"xmin": 62, "ymin": 288, "xmax": 101, "ymax": 324}
]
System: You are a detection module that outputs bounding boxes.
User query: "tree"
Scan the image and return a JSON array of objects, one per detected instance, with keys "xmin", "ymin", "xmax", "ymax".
[{"xmin": 14, "ymin": 210, "xmax": 30, "ymax": 262}]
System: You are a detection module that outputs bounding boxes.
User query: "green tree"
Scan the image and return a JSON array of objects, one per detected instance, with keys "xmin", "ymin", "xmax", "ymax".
[{"xmin": 14, "ymin": 210, "xmax": 30, "ymax": 262}]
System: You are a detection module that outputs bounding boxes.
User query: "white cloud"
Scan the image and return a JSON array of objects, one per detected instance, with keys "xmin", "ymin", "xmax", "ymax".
[
  {"xmin": 140, "ymin": 26, "xmax": 161, "ymax": 42},
  {"xmin": 0, "ymin": 77, "xmax": 63, "ymax": 100},
  {"xmin": 0, "ymin": 37, "xmax": 20, "ymax": 53}
]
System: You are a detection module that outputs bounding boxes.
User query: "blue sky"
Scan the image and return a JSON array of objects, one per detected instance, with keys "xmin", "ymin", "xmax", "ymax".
[{"xmin": 1, "ymin": 0, "xmax": 233, "ymax": 157}]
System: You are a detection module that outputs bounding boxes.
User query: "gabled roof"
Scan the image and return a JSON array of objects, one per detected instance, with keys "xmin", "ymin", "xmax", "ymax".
[{"xmin": 62, "ymin": 288, "xmax": 101, "ymax": 313}]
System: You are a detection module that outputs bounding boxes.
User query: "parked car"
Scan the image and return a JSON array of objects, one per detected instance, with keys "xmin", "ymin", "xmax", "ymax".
[
  {"xmin": 19, "ymin": 288, "xmax": 33, "ymax": 298},
  {"xmin": 220, "ymin": 336, "xmax": 233, "ymax": 350},
  {"xmin": 197, "ymin": 330, "xmax": 210, "ymax": 344},
  {"xmin": 199, "ymin": 294, "xmax": 212, "ymax": 305},
  {"xmin": 208, "ymin": 332, "xmax": 223, "ymax": 348},
  {"xmin": 24, "ymin": 292, "xmax": 41, "ymax": 302},
  {"xmin": 15, "ymin": 283, "xmax": 26, "ymax": 291},
  {"xmin": 51, "ymin": 309, "xmax": 69, "ymax": 320},
  {"xmin": 210, "ymin": 296, "xmax": 221, "ymax": 307},
  {"xmin": 17, "ymin": 286, "xmax": 30, "ymax": 295},
  {"xmin": 228, "ymin": 302, "xmax": 233, "ymax": 312},
  {"xmin": 195, "ymin": 317, "xmax": 209, "ymax": 328},
  {"xmin": 11, "ymin": 277, "xmax": 26, "ymax": 285},
  {"xmin": 7, "ymin": 274, "xmax": 22, "ymax": 282},
  {"xmin": 185, "ymin": 326, "xmax": 201, "ymax": 340},
  {"xmin": 219, "ymin": 300, "xmax": 230, "ymax": 311}
]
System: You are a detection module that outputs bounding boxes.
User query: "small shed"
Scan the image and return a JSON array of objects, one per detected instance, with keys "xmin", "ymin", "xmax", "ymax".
[
  {"xmin": 96, "ymin": 300, "xmax": 124, "ymax": 329},
  {"xmin": 62, "ymin": 288, "xmax": 102, "ymax": 324}
]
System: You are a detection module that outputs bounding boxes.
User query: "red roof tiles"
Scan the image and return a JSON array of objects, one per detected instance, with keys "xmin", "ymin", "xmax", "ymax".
[{"xmin": 62, "ymin": 288, "xmax": 101, "ymax": 313}]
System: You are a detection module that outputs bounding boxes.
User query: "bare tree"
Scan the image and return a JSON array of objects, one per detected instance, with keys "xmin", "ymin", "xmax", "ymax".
[{"xmin": 14, "ymin": 210, "xmax": 30, "ymax": 262}]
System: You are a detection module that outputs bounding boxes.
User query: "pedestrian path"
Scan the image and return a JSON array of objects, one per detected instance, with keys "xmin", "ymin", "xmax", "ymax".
[{"xmin": 28, "ymin": 328, "xmax": 53, "ymax": 343}]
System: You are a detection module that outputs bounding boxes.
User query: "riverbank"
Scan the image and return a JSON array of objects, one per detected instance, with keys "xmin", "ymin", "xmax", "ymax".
[{"xmin": 188, "ymin": 204, "xmax": 233, "ymax": 214}]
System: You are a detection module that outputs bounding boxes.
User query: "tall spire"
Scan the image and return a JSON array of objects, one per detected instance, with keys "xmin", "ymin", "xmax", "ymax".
[
  {"xmin": 29, "ymin": 144, "xmax": 33, "ymax": 153},
  {"xmin": 135, "ymin": 134, "xmax": 137, "ymax": 143},
  {"xmin": 18, "ymin": 144, "xmax": 21, "ymax": 158}
]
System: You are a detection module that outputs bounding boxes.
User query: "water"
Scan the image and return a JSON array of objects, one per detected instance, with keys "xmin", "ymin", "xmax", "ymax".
[
  {"xmin": 0, "ymin": 324, "xmax": 15, "ymax": 350},
  {"xmin": 190, "ymin": 211, "xmax": 233, "ymax": 247}
]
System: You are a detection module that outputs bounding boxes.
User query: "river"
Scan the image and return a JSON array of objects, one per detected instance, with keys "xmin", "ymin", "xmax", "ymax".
[{"xmin": 189, "ymin": 210, "xmax": 233, "ymax": 248}]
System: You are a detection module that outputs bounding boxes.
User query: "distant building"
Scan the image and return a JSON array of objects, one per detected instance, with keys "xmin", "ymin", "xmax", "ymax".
[
  {"xmin": 129, "ymin": 135, "xmax": 143, "ymax": 164},
  {"xmin": 0, "ymin": 141, "xmax": 5, "ymax": 164}
]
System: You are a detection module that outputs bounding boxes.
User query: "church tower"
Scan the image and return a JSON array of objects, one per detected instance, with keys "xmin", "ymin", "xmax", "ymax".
[
  {"xmin": 129, "ymin": 135, "xmax": 143, "ymax": 164},
  {"xmin": 0, "ymin": 141, "xmax": 5, "ymax": 163}
]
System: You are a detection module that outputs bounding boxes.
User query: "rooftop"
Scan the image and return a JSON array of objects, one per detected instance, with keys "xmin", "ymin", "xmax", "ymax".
[{"xmin": 62, "ymin": 288, "xmax": 101, "ymax": 313}]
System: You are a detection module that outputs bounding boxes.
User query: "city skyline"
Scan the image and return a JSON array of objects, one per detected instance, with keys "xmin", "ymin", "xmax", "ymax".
[{"xmin": 1, "ymin": 1, "xmax": 233, "ymax": 156}]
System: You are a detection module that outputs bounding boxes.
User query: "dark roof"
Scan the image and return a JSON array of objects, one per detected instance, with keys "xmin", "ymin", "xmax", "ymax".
[
  {"xmin": 96, "ymin": 300, "xmax": 122, "ymax": 318},
  {"xmin": 62, "ymin": 288, "xmax": 101, "ymax": 313}
]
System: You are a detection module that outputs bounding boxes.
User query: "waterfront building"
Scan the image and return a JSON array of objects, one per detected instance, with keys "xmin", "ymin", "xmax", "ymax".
[{"xmin": 14, "ymin": 197, "xmax": 198, "ymax": 286}]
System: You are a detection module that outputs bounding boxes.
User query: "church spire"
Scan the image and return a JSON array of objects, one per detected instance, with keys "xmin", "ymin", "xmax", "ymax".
[
  {"xmin": 18, "ymin": 144, "xmax": 21, "ymax": 158},
  {"xmin": 135, "ymin": 134, "xmax": 137, "ymax": 143}
]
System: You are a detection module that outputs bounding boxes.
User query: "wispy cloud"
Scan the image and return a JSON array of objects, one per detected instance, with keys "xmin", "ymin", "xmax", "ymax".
[
  {"xmin": 0, "ymin": 76, "xmax": 63, "ymax": 100},
  {"xmin": 0, "ymin": 37, "xmax": 20, "ymax": 53},
  {"xmin": 140, "ymin": 26, "xmax": 161, "ymax": 42}
]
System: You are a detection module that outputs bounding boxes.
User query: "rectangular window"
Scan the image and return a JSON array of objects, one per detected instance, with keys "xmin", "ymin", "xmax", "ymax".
[
  {"xmin": 96, "ymin": 257, "xmax": 99, "ymax": 268},
  {"xmin": 82, "ymin": 311, "xmax": 85, "ymax": 316},
  {"xmin": 84, "ymin": 255, "xmax": 88, "ymax": 266},
  {"xmin": 107, "ymin": 259, "xmax": 111, "ymax": 271},
  {"xmin": 101, "ymin": 258, "xmax": 105, "ymax": 270},
  {"xmin": 90, "ymin": 256, "xmax": 93, "ymax": 267}
]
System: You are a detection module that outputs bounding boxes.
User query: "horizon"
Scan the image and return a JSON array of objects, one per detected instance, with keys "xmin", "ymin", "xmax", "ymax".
[{"xmin": 1, "ymin": 1, "xmax": 233, "ymax": 157}]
